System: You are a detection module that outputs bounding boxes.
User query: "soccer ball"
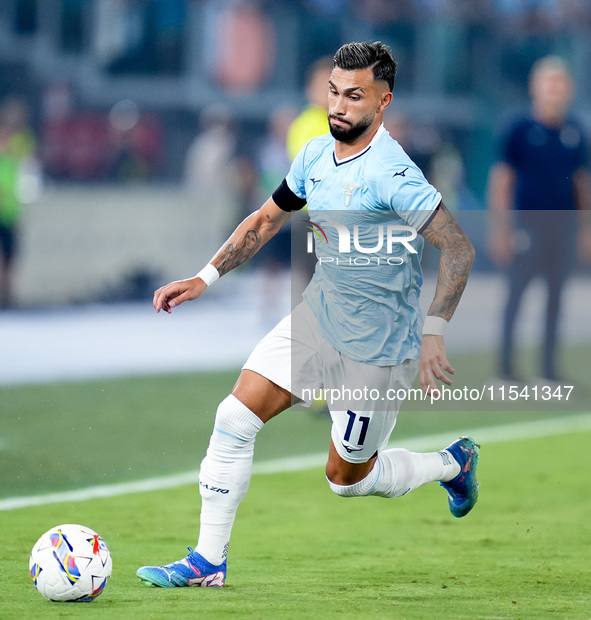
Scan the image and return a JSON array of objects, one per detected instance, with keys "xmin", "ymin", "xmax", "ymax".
[{"xmin": 29, "ymin": 524, "xmax": 112, "ymax": 602}]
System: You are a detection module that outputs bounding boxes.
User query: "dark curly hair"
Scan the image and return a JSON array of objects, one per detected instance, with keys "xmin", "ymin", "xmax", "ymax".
[{"xmin": 333, "ymin": 41, "xmax": 397, "ymax": 91}]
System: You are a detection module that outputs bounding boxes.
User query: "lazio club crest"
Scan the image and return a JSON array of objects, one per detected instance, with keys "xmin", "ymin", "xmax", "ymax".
[{"xmin": 342, "ymin": 182, "xmax": 360, "ymax": 207}]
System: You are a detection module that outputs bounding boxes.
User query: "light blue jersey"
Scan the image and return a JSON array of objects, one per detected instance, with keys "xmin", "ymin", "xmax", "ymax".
[{"xmin": 286, "ymin": 125, "xmax": 441, "ymax": 365}]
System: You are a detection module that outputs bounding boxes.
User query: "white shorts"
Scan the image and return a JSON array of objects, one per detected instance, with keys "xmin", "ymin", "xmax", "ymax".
[{"xmin": 243, "ymin": 302, "xmax": 419, "ymax": 463}]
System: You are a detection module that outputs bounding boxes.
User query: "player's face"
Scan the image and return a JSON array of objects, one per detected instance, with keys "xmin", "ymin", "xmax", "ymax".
[
  {"xmin": 530, "ymin": 67, "xmax": 574, "ymax": 115},
  {"xmin": 328, "ymin": 67, "xmax": 392, "ymax": 143}
]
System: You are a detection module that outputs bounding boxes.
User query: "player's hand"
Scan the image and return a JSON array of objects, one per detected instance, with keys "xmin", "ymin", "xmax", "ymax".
[
  {"xmin": 153, "ymin": 277, "xmax": 207, "ymax": 313},
  {"xmin": 419, "ymin": 335, "xmax": 455, "ymax": 395}
]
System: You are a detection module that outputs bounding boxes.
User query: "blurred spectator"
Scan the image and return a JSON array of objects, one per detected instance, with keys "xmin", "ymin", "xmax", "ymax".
[
  {"xmin": 109, "ymin": 100, "xmax": 163, "ymax": 182},
  {"xmin": 382, "ymin": 110, "xmax": 412, "ymax": 148},
  {"xmin": 429, "ymin": 141, "xmax": 478, "ymax": 212},
  {"xmin": 487, "ymin": 56, "xmax": 591, "ymax": 383},
  {"xmin": 206, "ymin": 0, "xmax": 276, "ymax": 95},
  {"xmin": 184, "ymin": 106, "xmax": 241, "ymax": 262},
  {"xmin": 492, "ymin": 0, "xmax": 591, "ymax": 33},
  {"xmin": 0, "ymin": 97, "xmax": 38, "ymax": 308},
  {"xmin": 258, "ymin": 106, "xmax": 298, "ymax": 197},
  {"xmin": 353, "ymin": 0, "xmax": 407, "ymax": 24},
  {"xmin": 253, "ymin": 105, "xmax": 297, "ymax": 323},
  {"xmin": 298, "ymin": 1, "xmax": 346, "ymax": 70},
  {"xmin": 95, "ymin": 0, "xmax": 186, "ymax": 75},
  {"xmin": 286, "ymin": 56, "xmax": 333, "ymax": 161},
  {"xmin": 382, "ymin": 110, "xmax": 439, "ymax": 179},
  {"xmin": 41, "ymin": 96, "xmax": 163, "ymax": 182},
  {"xmin": 286, "ymin": 56, "xmax": 333, "ymax": 304},
  {"xmin": 304, "ymin": 0, "xmax": 350, "ymax": 15},
  {"xmin": 42, "ymin": 111, "xmax": 111, "ymax": 180}
]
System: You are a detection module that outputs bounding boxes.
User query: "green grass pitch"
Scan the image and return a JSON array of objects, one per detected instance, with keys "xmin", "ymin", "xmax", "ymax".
[
  {"xmin": 1, "ymin": 430, "xmax": 591, "ymax": 619},
  {"xmin": 0, "ymin": 343, "xmax": 590, "ymax": 619},
  {"xmin": 3, "ymin": 343, "xmax": 590, "ymax": 498}
]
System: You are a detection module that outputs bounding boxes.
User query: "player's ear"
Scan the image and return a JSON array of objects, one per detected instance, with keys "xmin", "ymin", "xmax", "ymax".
[{"xmin": 378, "ymin": 91, "xmax": 393, "ymax": 113}]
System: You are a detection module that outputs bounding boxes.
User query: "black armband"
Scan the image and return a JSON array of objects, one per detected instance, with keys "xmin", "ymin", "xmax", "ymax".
[{"xmin": 272, "ymin": 178, "xmax": 307, "ymax": 212}]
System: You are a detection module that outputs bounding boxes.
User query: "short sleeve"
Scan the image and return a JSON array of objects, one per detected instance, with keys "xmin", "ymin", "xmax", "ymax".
[{"xmin": 375, "ymin": 163, "xmax": 442, "ymax": 232}]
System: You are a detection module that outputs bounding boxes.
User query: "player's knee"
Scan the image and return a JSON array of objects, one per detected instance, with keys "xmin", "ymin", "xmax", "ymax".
[
  {"xmin": 215, "ymin": 395, "xmax": 237, "ymax": 427},
  {"xmin": 325, "ymin": 463, "xmax": 361, "ymax": 487},
  {"xmin": 214, "ymin": 394, "xmax": 262, "ymax": 442},
  {"xmin": 325, "ymin": 449, "xmax": 377, "ymax": 487}
]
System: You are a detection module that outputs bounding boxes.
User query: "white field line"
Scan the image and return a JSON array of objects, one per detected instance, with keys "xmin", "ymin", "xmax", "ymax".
[{"xmin": 1, "ymin": 412, "xmax": 590, "ymax": 512}]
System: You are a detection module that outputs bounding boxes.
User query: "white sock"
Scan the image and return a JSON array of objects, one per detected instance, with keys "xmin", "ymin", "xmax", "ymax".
[
  {"xmin": 327, "ymin": 464, "xmax": 381, "ymax": 497},
  {"xmin": 196, "ymin": 395, "xmax": 263, "ymax": 566},
  {"xmin": 370, "ymin": 448, "xmax": 460, "ymax": 498}
]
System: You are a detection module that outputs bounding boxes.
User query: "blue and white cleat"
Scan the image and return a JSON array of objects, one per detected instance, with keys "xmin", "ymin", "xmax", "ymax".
[
  {"xmin": 440, "ymin": 436, "xmax": 480, "ymax": 518},
  {"xmin": 137, "ymin": 548, "xmax": 226, "ymax": 588}
]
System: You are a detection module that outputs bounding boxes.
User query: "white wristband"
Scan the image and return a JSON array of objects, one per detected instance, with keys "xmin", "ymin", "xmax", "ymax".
[
  {"xmin": 422, "ymin": 315, "xmax": 448, "ymax": 336},
  {"xmin": 196, "ymin": 264, "xmax": 220, "ymax": 287}
]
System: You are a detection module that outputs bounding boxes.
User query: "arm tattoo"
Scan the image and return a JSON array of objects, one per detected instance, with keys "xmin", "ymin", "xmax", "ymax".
[
  {"xmin": 421, "ymin": 203, "xmax": 475, "ymax": 321},
  {"xmin": 215, "ymin": 229, "xmax": 261, "ymax": 276}
]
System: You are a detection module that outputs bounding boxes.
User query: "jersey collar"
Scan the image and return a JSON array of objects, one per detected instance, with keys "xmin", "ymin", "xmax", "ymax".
[{"xmin": 333, "ymin": 124, "xmax": 385, "ymax": 167}]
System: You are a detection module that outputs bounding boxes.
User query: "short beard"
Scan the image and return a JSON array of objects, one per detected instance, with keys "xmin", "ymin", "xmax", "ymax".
[{"xmin": 328, "ymin": 114, "xmax": 373, "ymax": 143}]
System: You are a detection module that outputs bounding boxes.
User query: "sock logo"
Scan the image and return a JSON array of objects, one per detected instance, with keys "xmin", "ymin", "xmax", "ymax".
[
  {"xmin": 440, "ymin": 451, "xmax": 452, "ymax": 466},
  {"xmin": 199, "ymin": 481, "xmax": 230, "ymax": 494}
]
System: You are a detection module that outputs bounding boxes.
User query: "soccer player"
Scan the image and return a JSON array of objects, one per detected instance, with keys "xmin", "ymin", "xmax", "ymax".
[{"xmin": 137, "ymin": 41, "xmax": 479, "ymax": 589}]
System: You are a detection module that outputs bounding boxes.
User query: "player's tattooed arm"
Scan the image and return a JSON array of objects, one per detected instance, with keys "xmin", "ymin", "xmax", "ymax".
[
  {"xmin": 153, "ymin": 199, "xmax": 290, "ymax": 313},
  {"xmin": 421, "ymin": 202, "xmax": 475, "ymax": 321},
  {"xmin": 215, "ymin": 229, "xmax": 261, "ymax": 276},
  {"xmin": 211, "ymin": 197, "xmax": 291, "ymax": 277}
]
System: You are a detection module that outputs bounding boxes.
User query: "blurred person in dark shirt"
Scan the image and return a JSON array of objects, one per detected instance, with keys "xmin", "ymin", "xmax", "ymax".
[{"xmin": 487, "ymin": 56, "xmax": 591, "ymax": 383}]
